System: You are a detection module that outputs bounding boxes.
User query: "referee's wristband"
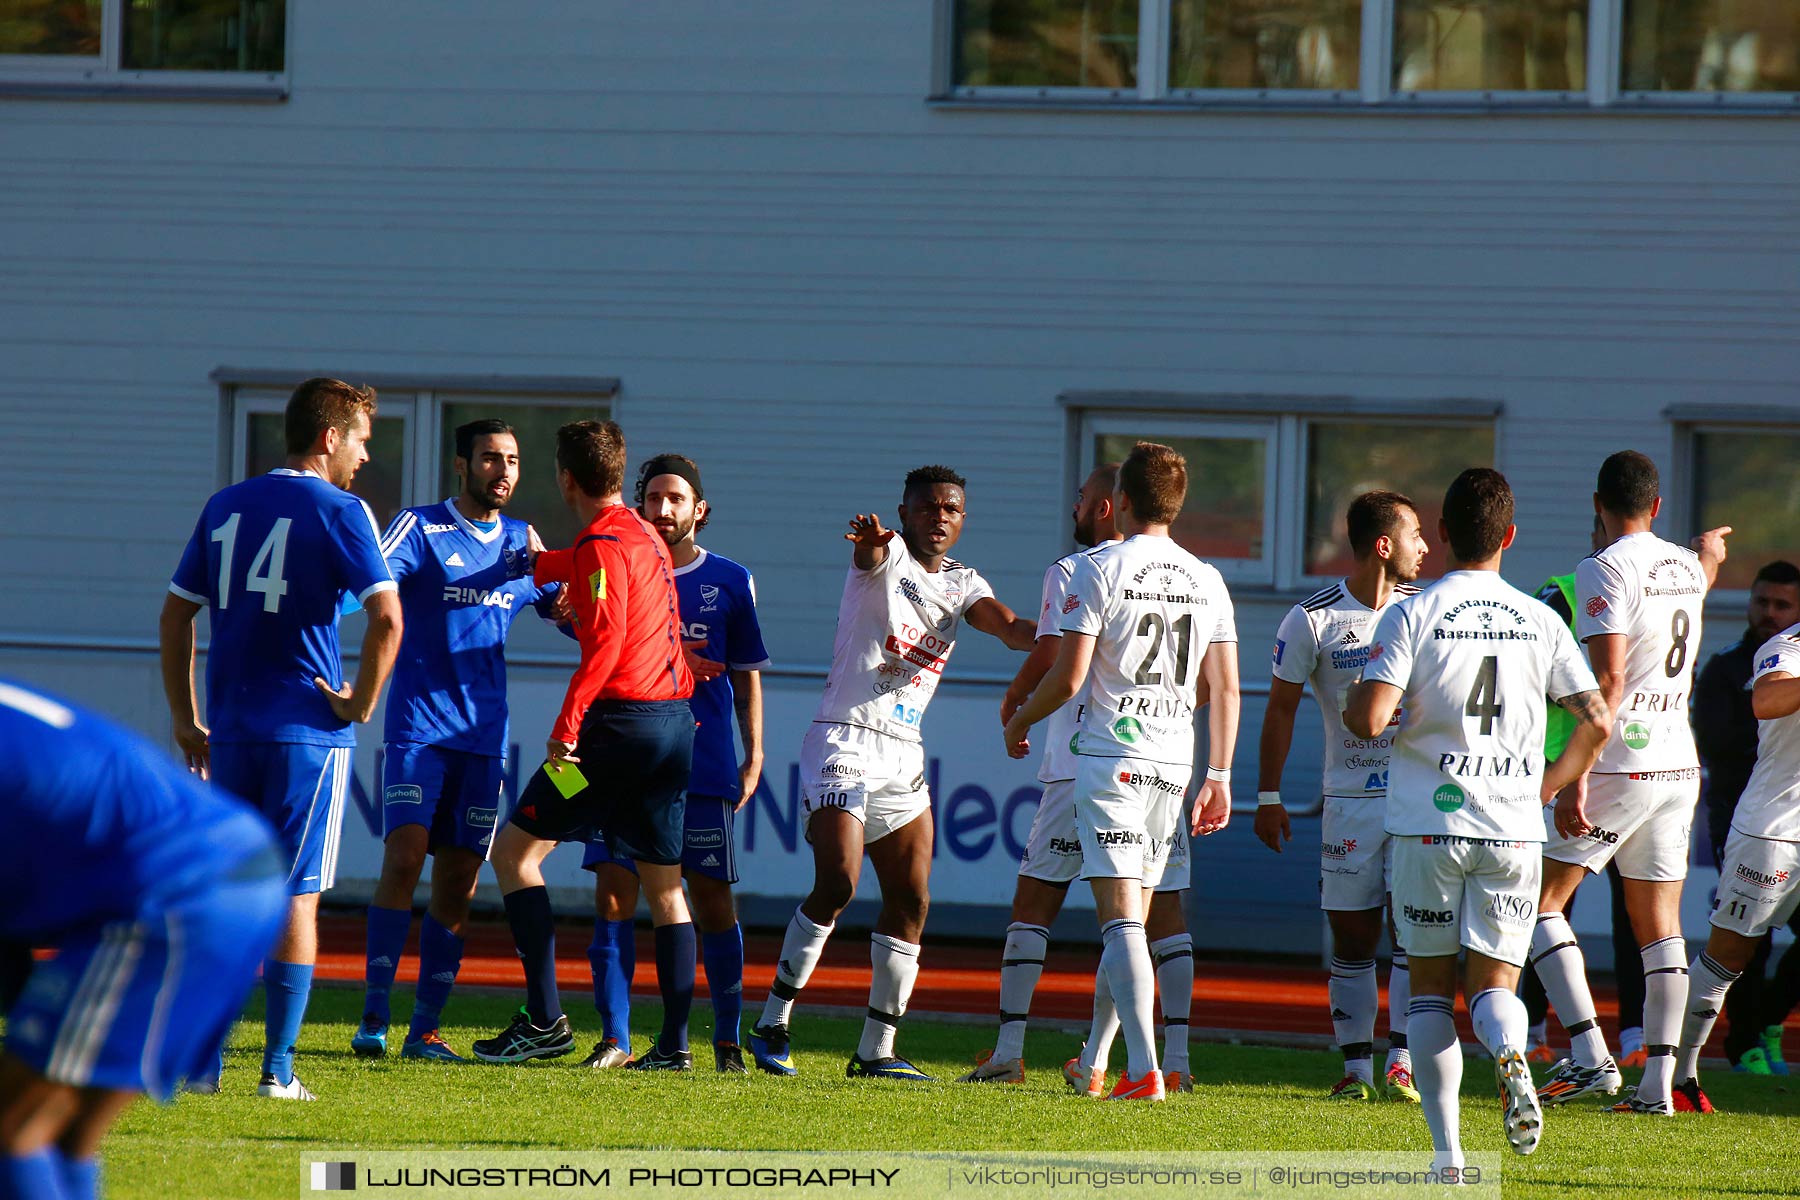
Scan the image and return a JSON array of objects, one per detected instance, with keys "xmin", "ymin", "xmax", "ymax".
[
  {"xmin": 1205, "ymin": 764, "xmax": 1231, "ymax": 784},
  {"xmin": 1257, "ymin": 790, "xmax": 1283, "ymax": 807}
]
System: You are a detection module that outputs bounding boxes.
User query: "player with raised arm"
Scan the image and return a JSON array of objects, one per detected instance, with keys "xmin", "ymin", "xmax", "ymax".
[
  {"xmin": 1530, "ymin": 451, "xmax": 1730, "ymax": 1115},
  {"xmin": 748, "ymin": 466, "xmax": 1036, "ymax": 1080},
  {"xmin": 0, "ymin": 681, "xmax": 287, "ymax": 1200},
  {"xmin": 1672, "ymin": 620, "xmax": 1800, "ymax": 1112},
  {"xmin": 1257, "ymin": 491, "xmax": 1426, "ymax": 1103},
  {"xmin": 1345, "ymin": 468, "xmax": 1610, "ymax": 1172},
  {"xmin": 470, "ymin": 421, "xmax": 698, "ymax": 1069},
  {"xmin": 350, "ymin": 419, "xmax": 567, "ymax": 1063},
  {"xmin": 1004, "ymin": 442, "xmax": 1240, "ymax": 1103},
  {"xmin": 159, "ymin": 377, "xmax": 402, "ymax": 1100},
  {"xmin": 580, "ymin": 454, "xmax": 770, "ymax": 1072}
]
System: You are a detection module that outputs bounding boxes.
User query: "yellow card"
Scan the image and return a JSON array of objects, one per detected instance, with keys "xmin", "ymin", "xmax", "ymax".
[{"xmin": 546, "ymin": 761, "xmax": 589, "ymax": 798}]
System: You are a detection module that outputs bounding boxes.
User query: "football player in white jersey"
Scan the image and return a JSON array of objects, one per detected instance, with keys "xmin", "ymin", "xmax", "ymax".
[
  {"xmin": 1347, "ymin": 468, "xmax": 1610, "ymax": 1172},
  {"xmin": 748, "ymin": 466, "xmax": 1036, "ymax": 1080},
  {"xmin": 1257, "ymin": 491, "xmax": 1426, "ymax": 1103},
  {"xmin": 1530, "ymin": 451, "xmax": 1730, "ymax": 1115},
  {"xmin": 1673, "ymin": 621, "xmax": 1800, "ymax": 1113},
  {"xmin": 1005, "ymin": 442, "xmax": 1240, "ymax": 1102}
]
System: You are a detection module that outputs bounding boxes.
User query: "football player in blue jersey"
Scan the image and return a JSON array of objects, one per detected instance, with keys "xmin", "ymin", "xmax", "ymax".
[
  {"xmin": 0, "ymin": 680, "xmax": 286, "ymax": 1200},
  {"xmin": 352, "ymin": 419, "xmax": 570, "ymax": 1062},
  {"xmin": 158, "ymin": 377, "xmax": 403, "ymax": 1100},
  {"xmin": 580, "ymin": 454, "xmax": 770, "ymax": 1072}
]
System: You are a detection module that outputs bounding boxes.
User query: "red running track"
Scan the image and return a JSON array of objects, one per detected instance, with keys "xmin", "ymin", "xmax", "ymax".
[{"xmin": 308, "ymin": 913, "xmax": 1695, "ymax": 1050}]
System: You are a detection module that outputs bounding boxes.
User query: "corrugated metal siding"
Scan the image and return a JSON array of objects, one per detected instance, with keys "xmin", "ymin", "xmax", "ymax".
[{"xmin": 3, "ymin": 0, "xmax": 1798, "ymax": 682}]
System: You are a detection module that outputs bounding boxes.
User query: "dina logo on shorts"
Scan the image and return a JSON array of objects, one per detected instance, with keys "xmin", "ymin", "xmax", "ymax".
[
  {"xmin": 1112, "ymin": 716, "xmax": 1143, "ymax": 744},
  {"xmin": 1431, "ymin": 783, "xmax": 1466, "ymax": 813},
  {"xmin": 384, "ymin": 784, "xmax": 424, "ymax": 806},
  {"xmin": 1622, "ymin": 722, "xmax": 1652, "ymax": 750}
]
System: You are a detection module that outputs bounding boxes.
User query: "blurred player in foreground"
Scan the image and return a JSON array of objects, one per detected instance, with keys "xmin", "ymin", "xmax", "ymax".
[
  {"xmin": 750, "ymin": 466, "xmax": 1035, "ymax": 1080},
  {"xmin": 1346, "ymin": 467, "xmax": 1609, "ymax": 1171},
  {"xmin": 0, "ymin": 680, "xmax": 285, "ymax": 1200},
  {"xmin": 1005, "ymin": 442, "xmax": 1240, "ymax": 1102},
  {"xmin": 159, "ymin": 377, "xmax": 401, "ymax": 1099}
]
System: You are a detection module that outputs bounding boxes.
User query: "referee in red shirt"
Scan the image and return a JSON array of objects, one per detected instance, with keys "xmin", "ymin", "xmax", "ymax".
[{"xmin": 473, "ymin": 420, "xmax": 699, "ymax": 1067}]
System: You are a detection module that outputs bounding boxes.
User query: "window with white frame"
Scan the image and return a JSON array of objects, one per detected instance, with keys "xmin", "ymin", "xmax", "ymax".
[
  {"xmin": 1075, "ymin": 402, "xmax": 1494, "ymax": 588},
  {"xmin": 224, "ymin": 377, "xmax": 613, "ymax": 653},
  {"xmin": 0, "ymin": 0, "xmax": 284, "ymax": 90},
  {"xmin": 943, "ymin": 0, "xmax": 1799, "ymax": 105},
  {"xmin": 1681, "ymin": 422, "xmax": 1800, "ymax": 594}
]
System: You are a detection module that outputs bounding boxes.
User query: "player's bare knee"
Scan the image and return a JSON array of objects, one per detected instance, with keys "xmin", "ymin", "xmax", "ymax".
[
  {"xmin": 1010, "ymin": 878, "xmax": 1067, "ymax": 927},
  {"xmin": 1145, "ymin": 892, "xmax": 1189, "ymax": 941},
  {"xmin": 1328, "ymin": 908, "xmax": 1383, "ymax": 960},
  {"xmin": 807, "ymin": 874, "xmax": 856, "ymax": 919}
]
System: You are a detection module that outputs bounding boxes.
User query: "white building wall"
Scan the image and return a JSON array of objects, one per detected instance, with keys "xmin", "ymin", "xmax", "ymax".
[{"xmin": 2, "ymin": 1, "xmax": 1795, "ymax": 950}]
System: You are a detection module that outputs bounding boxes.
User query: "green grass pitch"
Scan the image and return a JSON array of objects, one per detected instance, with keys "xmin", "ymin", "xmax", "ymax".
[{"xmin": 98, "ymin": 986, "xmax": 1799, "ymax": 1199}]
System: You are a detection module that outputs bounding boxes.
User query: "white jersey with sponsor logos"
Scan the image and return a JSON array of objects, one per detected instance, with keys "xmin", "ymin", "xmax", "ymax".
[
  {"xmin": 811, "ymin": 536, "xmax": 994, "ymax": 743},
  {"xmin": 1036, "ymin": 552, "xmax": 1094, "ymax": 784},
  {"xmin": 1576, "ymin": 532, "xmax": 1707, "ymax": 774},
  {"xmin": 1273, "ymin": 579, "xmax": 1421, "ymax": 799},
  {"xmin": 1732, "ymin": 626, "xmax": 1800, "ymax": 842},
  {"xmin": 1061, "ymin": 534, "xmax": 1236, "ymax": 768},
  {"xmin": 1363, "ymin": 570, "xmax": 1597, "ymax": 841}
]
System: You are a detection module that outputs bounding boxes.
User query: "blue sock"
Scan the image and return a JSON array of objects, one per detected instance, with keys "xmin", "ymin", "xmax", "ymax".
[
  {"xmin": 362, "ymin": 904, "xmax": 412, "ymax": 1026},
  {"xmin": 408, "ymin": 913, "xmax": 464, "ymax": 1042},
  {"xmin": 1, "ymin": 1149, "xmax": 65, "ymax": 1200},
  {"xmin": 502, "ymin": 886, "xmax": 562, "ymax": 1027},
  {"xmin": 654, "ymin": 922, "xmax": 697, "ymax": 1054},
  {"xmin": 702, "ymin": 923, "xmax": 745, "ymax": 1046},
  {"xmin": 54, "ymin": 1152, "xmax": 97, "ymax": 1200},
  {"xmin": 263, "ymin": 960, "xmax": 315, "ymax": 1084},
  {"xmin": 587, "ymin": 918, "xmax": 635, "ymax": 1051}
]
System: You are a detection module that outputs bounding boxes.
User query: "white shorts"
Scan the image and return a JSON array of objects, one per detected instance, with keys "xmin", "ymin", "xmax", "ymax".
[
  {"xmin": 1390, "ymin": 836, "xmax": 1541, "ymax": 966},
  {"xmin": 1711, "ymin": 828, "xmax": 1800, "ymax": 939},
  {"xmin": 798, "ymin": 722, "xmax": 930, "ymax": 845},
  {"xmin": 1320, "ymin": 793, "xmax": 1393, "ymax": 912},
  {"xmin": 1020, "ymin": 779, "xmax": 1084, "ymax": 885},
  {"xmin": 1543, "ymin": 769, "xmax": 1696, "ymax": 882},
  {"xmin": 1074, "ymin": 755, "xmax": 1190, "ymax": 888},
  {"xmin": 1156, "ymin": 819, "xmax": 1190, "ymax": 894}
]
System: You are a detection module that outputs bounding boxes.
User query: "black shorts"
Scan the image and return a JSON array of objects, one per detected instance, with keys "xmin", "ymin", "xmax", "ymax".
[{"xmin": 512, "ymin": 700, "xmax": 694, "ymax": 866}]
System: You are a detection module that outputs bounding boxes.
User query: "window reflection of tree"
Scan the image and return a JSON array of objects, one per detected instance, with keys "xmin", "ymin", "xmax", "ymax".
[
  {"xmin": 957, "ymin": 0, "xmax": 1138, "ymax": 88},
  {"xmin": 1394, "ymin": 1, "xmax": 1586, "ymax": 91},
  {"xmin": 1623, "ymin": 0, "xmax": 1800, "ymax": 92},
  {"xmin": 0, "ymin": 0, "xmax": 102, "ymax": 55},
  {"xmin": 1170, "ymin": 1, "xmax": 1362, "ymax": 90}
]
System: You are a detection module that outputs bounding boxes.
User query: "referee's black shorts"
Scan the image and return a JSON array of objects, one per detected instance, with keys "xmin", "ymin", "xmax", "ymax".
[{"xmin": 512, "ymin": 699, "xmax": 694, "ymax": 866}]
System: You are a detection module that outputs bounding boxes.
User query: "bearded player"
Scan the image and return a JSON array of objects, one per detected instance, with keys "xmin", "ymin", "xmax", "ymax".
[
  {"xmin": 748, "ymin": 466, "xmax": 1035, "ymax": 1079},
  {"xmin": 1257, "ymin": 491, "xmax": 1426, "ymax": 1102}
]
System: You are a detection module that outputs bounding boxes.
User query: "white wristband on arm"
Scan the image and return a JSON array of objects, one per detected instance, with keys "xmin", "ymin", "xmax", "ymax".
[
  {"xmin": 1257, "ymin": 790, "xmax": 1282, "ymax": 807},
  {"xmin": 1205, "ymin": 764, "xmax": 1231, "ymax": 784}
]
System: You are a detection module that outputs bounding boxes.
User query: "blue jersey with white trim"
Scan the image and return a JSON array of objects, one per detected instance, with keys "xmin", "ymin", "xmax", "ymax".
[
  {"xmin": 0, "ymin": 678, "xmax": 277, "ymax": 941},
  {"xmin": 676, "ymin": 548, "xmax": 770, "ymax": 799},
  {"xmin": 380, "ymin": 500, "xmax": 561, "ymax": 757},
  {"xmin": 170, "ymin": 469, "xmax": 395, "ymax": 747}
]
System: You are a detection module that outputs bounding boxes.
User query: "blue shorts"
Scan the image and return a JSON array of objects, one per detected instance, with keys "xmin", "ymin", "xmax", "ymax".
[
  {"xmin": 383, "ymin": 743, "xmax": 505, "ymax": 857},
  {"xmin": 210, "ymin": 741, "xmax": 351, "ymax": 895},
  {"xmin": 581, "ymin": 794, "xmax": 738, "ymax": 883},
  {"xmin": 513, "ymin": 700, "xmax": 692, "ymax": 866},
  {"xmin": 5, "ymin": 838, "xmax": 285, "ymax": 1101}
]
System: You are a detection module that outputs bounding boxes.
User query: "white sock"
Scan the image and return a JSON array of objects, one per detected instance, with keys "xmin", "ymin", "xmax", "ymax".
[
  {"xmin": 992, "ymin": 922, "xmax": 1049, "ymax": 1063},
  {"xmin": 1638, "ymin": 935, "xmax": 1689, "ymax": 1106},
  {"xmin": 1469, "ymin": 987, "xmax": 1528, "ymax": 1059},
  {"xmin": 1530, "ymin": 912, "xmax": 1610, "ymax": 1068},
  {"xmin": 856, "ymin": 933, "xmax": 920, "ymax": 1062},
  {"xmin": 759, "ymin": 907, "xmax": 833, "ymax": 1030},
  {"xmin": 1079, "ymin": 965, "xmax": 1119, "ymax": 1073},
  {"xmin": 1677, "ymin": 951, "xmax": 1738, "ymax": 1083},
  {"xmin": 1330, "ymin": 956, "xmax": 1378, "ymax": 1084},
  {"xmin": 1099, "ymin": 918, "xmax": 1158, "ymax": 1080},
  {"xmin": 1151, "ymin": 932, "xmax": 1193, "ymax": 1075},
  {"xmin": 1620, "ymin": 1025, "xmax": 1645, "ymax": 1057},
  {"xmin": 1387, "ymin": 949, "xmax": 1412, "ymax": 1072},
  {"xmin": 1527, "ymin": 1020, "xmax": 1548, "ymax": 1048},
  {"xmin": 1409, "ymin": 996, "xmax": 1462, "ymax": 1159}
]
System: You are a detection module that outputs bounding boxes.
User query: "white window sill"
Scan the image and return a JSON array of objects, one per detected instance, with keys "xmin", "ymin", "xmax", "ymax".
[{"xmin": 0, "ymin": 70, "xmax": 286, "ymax": 101}]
